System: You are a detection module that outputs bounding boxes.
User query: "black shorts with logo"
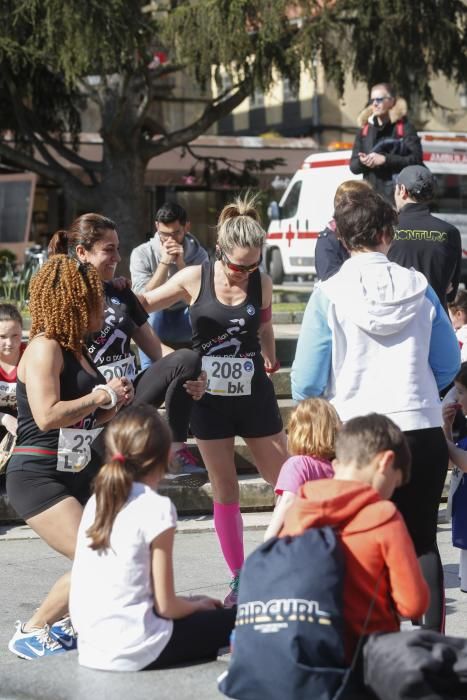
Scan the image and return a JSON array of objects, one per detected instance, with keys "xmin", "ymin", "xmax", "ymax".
[{"xmin": 190, "ymin": 369, "xmax": 283, "ymax": 440}]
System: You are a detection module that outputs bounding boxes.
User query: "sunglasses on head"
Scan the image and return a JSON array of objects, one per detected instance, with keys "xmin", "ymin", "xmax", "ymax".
[
  {"xmin": 370, "ymin": 96, "xmax": 391, "ymax": 105},
  {"xmin": 220, "ymin": 250, "xmax": 262, "ymax": 273}
]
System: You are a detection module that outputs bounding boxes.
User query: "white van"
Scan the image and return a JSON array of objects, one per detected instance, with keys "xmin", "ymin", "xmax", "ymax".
[{"xmin": 265, "ymin": 131, "xmax": 467, "ymax": 283}]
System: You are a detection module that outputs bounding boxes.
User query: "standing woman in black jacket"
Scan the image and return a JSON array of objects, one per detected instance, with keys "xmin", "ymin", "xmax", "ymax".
[{"xmin": 350, "ymin": 82, "xmax": 423, "ymax": 203}]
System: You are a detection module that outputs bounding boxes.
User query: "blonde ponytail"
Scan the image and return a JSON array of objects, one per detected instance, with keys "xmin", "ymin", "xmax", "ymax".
[{"xmin": 217, "ymin": 193, "xmax": 264, "ymax": 252}]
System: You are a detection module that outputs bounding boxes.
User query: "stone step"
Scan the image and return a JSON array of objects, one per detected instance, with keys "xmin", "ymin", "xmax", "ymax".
[
  {"xmin": 0, "ymin": 468, "xmax": 454, "ymax": 523},
  {"xmin": 275, "ymin": 336, "xmax": 297, "ymax": 367},
  {"xmin": 272, "ymin": 310, "xmax": 304, "ymax": 324},
  {"xmin": 269, "ymin": 367, "xmax": 292, "ymax": 398},
  {"xmin": 0, "ymin": 473, "xmax": 274, "ymax": 521},
  {"xmin": 160, "ymin": 474, "xmax": 274, "ymax": 515}
]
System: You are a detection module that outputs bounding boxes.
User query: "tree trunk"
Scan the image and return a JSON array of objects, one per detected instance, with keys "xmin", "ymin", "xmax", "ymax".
[{"xmin": 72, "ymin": 151, "xmax": 148, "ymax": 276}]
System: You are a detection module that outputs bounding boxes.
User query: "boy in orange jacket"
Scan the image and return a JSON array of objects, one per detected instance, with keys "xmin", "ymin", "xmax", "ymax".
[{"xmin": 282, "ymin": 413, "xmax": 430, "ymax": 659}]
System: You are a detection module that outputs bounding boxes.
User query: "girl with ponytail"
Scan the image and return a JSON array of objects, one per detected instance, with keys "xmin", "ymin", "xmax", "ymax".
[
  {"xmin": 140, "ymin": 195, "xmax": 288, "ymax": 606},
  {"xmin": 70, "ymin": 404, "xmax": 235, "ymax": 671}
]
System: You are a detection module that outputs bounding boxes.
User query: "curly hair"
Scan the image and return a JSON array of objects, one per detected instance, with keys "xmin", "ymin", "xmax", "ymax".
[
  {"xmin": 29, "ymin": 255, "xmax": 103, "ymax": 353},
  {"xmin": 287, "ymin": 398, "xmax": 340, "ymax": 461}
]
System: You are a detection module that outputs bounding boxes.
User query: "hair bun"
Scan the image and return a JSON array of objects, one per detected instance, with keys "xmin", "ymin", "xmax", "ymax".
[
  {"xmin": 218, "ymin": 194, "xmax": 261, "ymax": 227},
  {"xmin": 48, "ymin": 230, "xmax": 69, "ymax": 256}
]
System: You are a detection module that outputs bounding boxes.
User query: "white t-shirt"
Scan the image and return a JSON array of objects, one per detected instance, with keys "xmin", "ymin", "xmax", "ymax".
[{"xmin": 70, "ymin": 482, "xmax": 177, "ymax": 671}]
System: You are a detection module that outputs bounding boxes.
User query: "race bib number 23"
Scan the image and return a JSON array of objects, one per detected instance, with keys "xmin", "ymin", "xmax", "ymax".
[
  {"xmin": 57, "ymin": 427, "xmax": 103, "ymax": 473},
  {"xmin": 202, "ymin": 356, "xmax": 255, "ymax": 396}
]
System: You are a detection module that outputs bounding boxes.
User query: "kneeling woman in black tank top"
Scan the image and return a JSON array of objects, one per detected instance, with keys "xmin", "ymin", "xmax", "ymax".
[
  {"xmin": 6, "ymin": 256, "xmax": 133, "ymax": 659},
  {"xmin": 48, "ymin": 214, "xmax": 206, "ymax": 472},
  {"xmin": 142, "ymin": 197, "xmax": 289, "ymax": 606}
]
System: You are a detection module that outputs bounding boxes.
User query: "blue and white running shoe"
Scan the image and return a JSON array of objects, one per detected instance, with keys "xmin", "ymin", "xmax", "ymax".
[
  {"xmin": 8, "ymin": 621, "xmax": 67, "ymax": 659},
  {"xmin": 49, "ymin": 615, "xmax": 78, "ymax": 650}
]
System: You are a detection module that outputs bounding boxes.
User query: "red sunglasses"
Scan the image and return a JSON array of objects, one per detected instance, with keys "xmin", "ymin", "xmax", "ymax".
[{"xmin": 221, "ymin": 250, "xmax": 262, "ymax": 273}]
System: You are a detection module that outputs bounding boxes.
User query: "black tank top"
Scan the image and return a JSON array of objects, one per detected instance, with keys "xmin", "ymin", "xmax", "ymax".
[
  {"xmin": 190, "ymin": 261, "xmax": 262, "ymax": 358},
  {"xmin": 8, "ymin": 347, "xmax": 101, "ymax": 470}
]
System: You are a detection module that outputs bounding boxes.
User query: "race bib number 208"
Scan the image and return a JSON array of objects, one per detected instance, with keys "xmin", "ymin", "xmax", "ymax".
[{"xmin": 202, "ymin": 356, "xmax": 255, "ymax": 396}]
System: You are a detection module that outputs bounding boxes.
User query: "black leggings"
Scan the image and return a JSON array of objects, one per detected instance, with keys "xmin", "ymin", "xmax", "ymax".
[
  {"xmin": 392, "ymin": 427, "xmax": 448, "ymax": 632},
  {"xmin": 144, "ymin": 608, "xmax": 236, "ymax": 670},
  {"xmin": 133, "ymin": 349, "xmax": 201, "ymax": 442}
]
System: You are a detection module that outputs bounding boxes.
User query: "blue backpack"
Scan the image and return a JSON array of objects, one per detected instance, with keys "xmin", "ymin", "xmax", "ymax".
[{"xmin": 218, "ymin": 526, "xmax": 352, "ymax": 700}]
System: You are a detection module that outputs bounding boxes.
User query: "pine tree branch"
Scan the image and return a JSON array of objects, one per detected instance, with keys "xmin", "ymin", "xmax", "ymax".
[
  {"xmin": 141, "ymin": 78, "xmax": 252, "ymax": 159},
  {"xmin": 3, "ymin": 64, "xmax": 101, "ymax": 184},
  {"xmin": 0, "ymin": 140, "xmax": 91, "ymax": 201}
]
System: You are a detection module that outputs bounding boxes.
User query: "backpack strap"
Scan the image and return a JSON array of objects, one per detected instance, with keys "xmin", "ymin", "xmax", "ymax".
[{"xmin": 361, "ymin": 123, "xmax": 370, "ymax": 137}]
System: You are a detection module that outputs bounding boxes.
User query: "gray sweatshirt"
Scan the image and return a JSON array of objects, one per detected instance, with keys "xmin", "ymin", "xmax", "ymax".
[{"xmin": 130, "ymin": 232, "xmax": 208, "ymax": 311}]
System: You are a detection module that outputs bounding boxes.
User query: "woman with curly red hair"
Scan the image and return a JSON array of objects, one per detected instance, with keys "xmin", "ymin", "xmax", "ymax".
[{"xmin": 6, "ymin": 255, "xmax": 133, "ymax": 660}]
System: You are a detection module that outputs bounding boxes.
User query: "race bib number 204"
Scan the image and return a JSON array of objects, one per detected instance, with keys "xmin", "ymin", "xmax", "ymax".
[
  {"xmin": 98, "ymin": 356, "xmax": 136, "ymax": 383},
  {"xmin": 202, "ymin": 356, "xmax": 255, "ymax": 396}
]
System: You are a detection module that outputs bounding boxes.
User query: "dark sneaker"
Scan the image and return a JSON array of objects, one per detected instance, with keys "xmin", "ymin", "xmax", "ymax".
[
  {"xmin": 50, "ymin": 615, "xmax": 78, "ymax": 650},
  {"xmin": 224, "ymin": 574, "xmax": 240, "ymax": 608}
]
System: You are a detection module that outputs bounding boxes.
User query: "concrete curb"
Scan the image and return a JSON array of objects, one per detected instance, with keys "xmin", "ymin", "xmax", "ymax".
[{"xmin": 0, "ymin": 512, "xmax": 272, "ymax": 541}]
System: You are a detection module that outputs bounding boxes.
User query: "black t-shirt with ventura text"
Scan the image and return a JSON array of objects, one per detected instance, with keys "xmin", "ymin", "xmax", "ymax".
[{"xmin": 85, "ymin": 282, "xmax": 148, "ymax": 382}]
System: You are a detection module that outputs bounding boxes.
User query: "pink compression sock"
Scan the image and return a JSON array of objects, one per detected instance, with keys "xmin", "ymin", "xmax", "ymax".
[{"xmin": 213, "ymin": 502, "xmax": 244, "ymax": 577}]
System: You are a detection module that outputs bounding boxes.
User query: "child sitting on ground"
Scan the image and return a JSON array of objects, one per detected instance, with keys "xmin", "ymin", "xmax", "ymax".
[
  {"xmin": 70, "ymin": 404, "xmax": 235, "ymax": 671},
  {"xmin": 442, "ymin": 363, "xmax": 467, "ymax": 593},
  {"xmin": 281, "ymin": 413, "xmax": 429, "ymax": 659},
  {"xmin": 264, "ymin": 398, "xmax": 339, "ymax": 540}
]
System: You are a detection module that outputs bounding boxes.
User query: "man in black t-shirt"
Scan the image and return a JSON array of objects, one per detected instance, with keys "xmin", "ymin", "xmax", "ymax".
[{"xmin": 388, "ymin": 165, "xmax": 461, "ymax": 309}]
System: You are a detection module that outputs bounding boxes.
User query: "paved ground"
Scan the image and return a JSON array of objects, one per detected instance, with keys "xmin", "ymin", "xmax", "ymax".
[{"xmin": 0, "ymin": 510, "xmax": 466, "ymax": 699}]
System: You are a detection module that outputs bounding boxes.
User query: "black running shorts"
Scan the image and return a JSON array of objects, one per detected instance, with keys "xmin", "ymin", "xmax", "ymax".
[
  {"xmin": 190, "ymin": 371, "xmax": 283, "ymax": 440},
  {"xmin": 6, "ymin": 455, "xmax": 100, "ymax": 520}
]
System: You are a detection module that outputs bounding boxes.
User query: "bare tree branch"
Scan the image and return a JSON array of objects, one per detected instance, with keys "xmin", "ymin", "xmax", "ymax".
[
  {"xmin": 0, "ymin": 140, "xmax": 92, "ymax": 201},
  {"xmin": 141, "ymin": 78, "xmax": 252, "ymax": 159}
]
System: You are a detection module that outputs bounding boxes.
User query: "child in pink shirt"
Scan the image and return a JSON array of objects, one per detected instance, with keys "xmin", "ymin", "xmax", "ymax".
[{"xmin": 264, "ymin": 398, "xmax": 339, "ymax": 539}]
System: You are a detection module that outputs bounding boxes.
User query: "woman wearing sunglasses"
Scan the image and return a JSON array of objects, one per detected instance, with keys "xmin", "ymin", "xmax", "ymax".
[
  {"xmin": 141, "ymin": 196, "xmax": 288, "ymax": 606},
  {"xmin": 350, "ymin": 82, "xmax": 422, "ymax": 202}
]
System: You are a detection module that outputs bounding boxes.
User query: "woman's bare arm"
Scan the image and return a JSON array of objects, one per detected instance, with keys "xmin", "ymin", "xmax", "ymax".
[
  {"xmin": 22, "ymin": 337, "xmax": 125, "ymax": 431},
  {"xmin": 140, "ymin": 266, "xmax": 201, "ymax": 312}
]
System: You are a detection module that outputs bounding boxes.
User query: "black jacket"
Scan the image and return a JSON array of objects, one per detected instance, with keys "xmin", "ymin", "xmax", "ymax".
[
  {"xmin": 388, "ymin": 202, "xmax": 461, "ymax": 308},
  {"xmin": 315, "ymin": 224, "xmax": 349, "ymax": 281},
  {"xmin": 350, "ymin": 99, "xmax": 423, "ymax": 202}
]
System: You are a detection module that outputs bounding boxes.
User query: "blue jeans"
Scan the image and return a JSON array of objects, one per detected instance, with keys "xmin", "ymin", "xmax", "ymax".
[{"xmin": 139, "ymin": 307, "xmax": 193, "ymax": 370}]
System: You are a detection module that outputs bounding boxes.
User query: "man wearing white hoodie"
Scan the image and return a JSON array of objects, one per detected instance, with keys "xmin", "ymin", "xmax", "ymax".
[{"xmin": 292, "ymin": 187, "xmax": 460, "ymax": 633}]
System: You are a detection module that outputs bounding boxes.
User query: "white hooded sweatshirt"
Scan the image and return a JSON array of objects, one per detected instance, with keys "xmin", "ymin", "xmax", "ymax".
[{"xmin": 292, "ymin": 253, "xmax": 460, "ymax": 431}]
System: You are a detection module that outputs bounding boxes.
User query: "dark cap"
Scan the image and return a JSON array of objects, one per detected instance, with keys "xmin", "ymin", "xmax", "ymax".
[{"xmin": 397, "ymin": 165, "xmax": 434, "ymax": 195}]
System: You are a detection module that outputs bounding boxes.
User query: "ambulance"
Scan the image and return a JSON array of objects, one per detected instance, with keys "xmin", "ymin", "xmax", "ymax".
[{"xmin": 265, "ymin": 131, "xmax": 467, "ymax": 283}]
